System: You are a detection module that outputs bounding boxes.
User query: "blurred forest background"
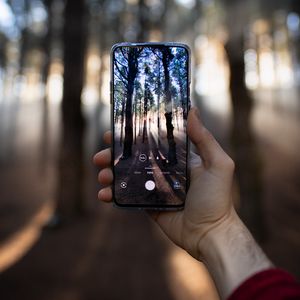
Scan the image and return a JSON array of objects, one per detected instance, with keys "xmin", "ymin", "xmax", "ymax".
[{"xmin": 0, "ymin": 0, "xmax": 300, "ymax": 299}]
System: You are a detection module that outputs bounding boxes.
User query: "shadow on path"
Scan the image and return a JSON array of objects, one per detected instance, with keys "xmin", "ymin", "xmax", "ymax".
[{"xmin": 0, "ymin": 202, "xmax": 176, "ymax": 300}]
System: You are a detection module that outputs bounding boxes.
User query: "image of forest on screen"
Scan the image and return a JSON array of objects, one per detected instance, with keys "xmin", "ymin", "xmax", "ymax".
[{"xmin": 113, "ymin": 46, "xmax": 189, "ymax": 206}]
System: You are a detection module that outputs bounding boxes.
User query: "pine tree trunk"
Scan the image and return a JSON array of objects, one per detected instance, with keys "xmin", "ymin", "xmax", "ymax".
[
  {"xmin": 134, "ymin": 99, "xmax": 137, "ymax": 144},
  {"xmin": 142, "ymin": 82, "xmax": 149, "ymax": 143},
  {"xmin": 56, "ymin": 0, "xmax": 87, "ymax": 217},
  {"xmin": 120, "ymin": 99, "xmax": 125, "ymax": 146},
  {"xmin": 122, "ymin": 48, "xmax": 139, "ymax": 158},
  {"xmin": 162, "ymin": 48, "xmax": 177, "ymax": 165},
  {"xmin": 157, "ymin": 62, "xmax": 161, "ymax": 146},
  {"xmin": 226, "ymin": 38, "xmax": 265, "ymax": 241}
]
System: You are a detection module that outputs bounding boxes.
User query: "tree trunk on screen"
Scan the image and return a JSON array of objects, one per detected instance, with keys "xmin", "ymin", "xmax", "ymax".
[
  {"xmin": 56, "ymin": 0, "xmax": 87, "ymax": 217},
  {"xmin": 225, "ymin": 37, "xmax": 265, "ymax": 241},
  {"xmin": 157, "ymin": 61, "xmax": 161, "ymax": 146},
  {"xmin": 142, "ymin": 81, "xmax": 149, "ymax": 143},
  {"xmin": 122, "ymin": 48, "xmax": 139, "ymax": 159},
  {"xmin": 134, "ymin": 95, "xmax": 137, "ymax": 144},
  {"xmin": 120, "ymin": 97, "xmax": 125, "ymax": 146},
  {"xmin": 162, "ymin": 48, "xmax": 177, "ymax": 165},
  {"xmin": 138, "ymin": 96, "xmax": 142, "ymax": 136}
]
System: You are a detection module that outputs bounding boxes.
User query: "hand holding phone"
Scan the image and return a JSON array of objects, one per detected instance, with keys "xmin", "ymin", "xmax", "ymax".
[{"xmin": 94, "ymin": 107, "xmax": 236, "ymax": 258}]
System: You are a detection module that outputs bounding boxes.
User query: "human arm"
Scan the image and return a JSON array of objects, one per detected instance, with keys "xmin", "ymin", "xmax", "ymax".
[{"xmin": 93, "ymin": 107, "xmax": 274, "ymax": 299}]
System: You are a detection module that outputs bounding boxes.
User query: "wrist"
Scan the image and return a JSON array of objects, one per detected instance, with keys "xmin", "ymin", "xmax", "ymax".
[
  {"xmin": 197, "ymin": 209, "xmax": 273, "ymax": 299},
  {"xmin": 197, "ymin": 207, "xmax": 239, "ymax": 261}
]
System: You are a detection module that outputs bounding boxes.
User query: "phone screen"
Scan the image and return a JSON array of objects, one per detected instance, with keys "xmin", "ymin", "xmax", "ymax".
[{"xmin": 111, "ymin": 43, "xmax": 190, "ymax": 209}]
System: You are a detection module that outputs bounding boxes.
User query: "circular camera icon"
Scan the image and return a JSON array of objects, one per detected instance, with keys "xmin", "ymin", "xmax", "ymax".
[{"xmin": 139, "ymin": 154, "xmax": 147, "ymax": 162}]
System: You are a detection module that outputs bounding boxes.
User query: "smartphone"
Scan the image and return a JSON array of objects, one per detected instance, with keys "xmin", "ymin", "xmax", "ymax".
[{"xmin": 111, "ymin": 42, "xmax": 190, "ymax": 210}]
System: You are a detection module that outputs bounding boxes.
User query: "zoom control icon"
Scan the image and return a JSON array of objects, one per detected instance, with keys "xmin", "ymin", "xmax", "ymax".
[{"xmin": 139, "ymin": 154, "xmax": 147, "ymax": 162}]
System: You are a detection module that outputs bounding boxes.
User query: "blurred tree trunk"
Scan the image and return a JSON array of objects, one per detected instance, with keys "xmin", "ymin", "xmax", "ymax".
[
  {"xmin": 18, "ymin": 0, "xmax": 30, "ymax": 76},
  {"xmin": 0, "ymin": 35, "xmax": 8, "ymax": 70},
  {"xmin": 56, "ymin": 0, "xmax": 87, "ymax": 218},
  {"xmin": 41, "ymin": 0, "xmax": 52, "ymax": 85},
  {"xmin": 39, "ymin": 0, "xmax": 53, "ymax": 175},
  {"xmin": 291, "ymin": 0, "xmax": 300, "ymax": 81},
  {"xmin": 137, "ymin": 0, "xmax": 148, "ymax": 42},
  {"xmin": 225, "ymin": 37, "xmax": 265, "ymax": 241}
]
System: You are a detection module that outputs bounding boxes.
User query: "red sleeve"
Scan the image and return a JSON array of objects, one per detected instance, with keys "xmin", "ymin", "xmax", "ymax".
[{"xmin": 227, "ymin": 268, "xmax": 300, "ymax": 300}]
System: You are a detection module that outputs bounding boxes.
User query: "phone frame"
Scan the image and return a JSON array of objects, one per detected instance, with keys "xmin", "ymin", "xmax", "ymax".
[{"xmin": 110, "ymin": 42, "xmax": 191, "ymax": 210}]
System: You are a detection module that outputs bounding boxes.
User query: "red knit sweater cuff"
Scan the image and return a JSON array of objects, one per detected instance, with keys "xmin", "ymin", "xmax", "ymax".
[{"xmin": 227, "ymin": 268, "xmax": 300, "ymax": 300}]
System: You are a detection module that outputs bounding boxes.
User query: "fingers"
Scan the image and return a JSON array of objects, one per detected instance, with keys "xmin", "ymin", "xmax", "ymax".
[
  {"xmin": 97, "ymin": 168, "xmax": 113, "ymax": 202},
  {"xmin": 187, "ymin": 107, "xmax": 234, "ymax": 171},
  {"xmin": 98, "ymin": 187, "xmax": 112, "ymax": 202},
  {"xmin": 98, "ymin": 168, "xmax": 113, "ymax": 185},
  {"xmin": 103, "ymin": 131, "xmax": 112, "ymax": 145},
  {"xmin": 93, "ymin": 131, "xmax": 113, "ymax": 203},
  {"xmin": 93, "ymin": 148, "xmax": 111, "ymax": 167}
]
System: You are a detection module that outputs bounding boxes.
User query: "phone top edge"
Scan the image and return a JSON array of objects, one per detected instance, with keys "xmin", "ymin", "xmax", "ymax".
[
  {"xmin": 111, "ymin": 42, "xmax": 191, "ymax": 52},
  {"xmin": 110, "ymin": 42, "xmax": 191, "ymax": 84}
]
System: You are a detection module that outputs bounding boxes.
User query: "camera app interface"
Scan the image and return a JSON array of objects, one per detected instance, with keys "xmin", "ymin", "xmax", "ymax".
[{"xmin": 113, "ymin": 45, "xmax": 189, "ymax": 206}]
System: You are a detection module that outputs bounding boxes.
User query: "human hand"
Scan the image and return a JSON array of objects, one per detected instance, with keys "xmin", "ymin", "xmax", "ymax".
[{"xmin": 93, "ymin": 107, "xmax": 235, "ymax": 259}]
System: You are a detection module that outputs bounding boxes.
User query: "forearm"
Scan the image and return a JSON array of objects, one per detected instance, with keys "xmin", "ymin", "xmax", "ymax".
[{"xmin": 198, "ymin": 209, "xmax": 273, "ymax": 299}]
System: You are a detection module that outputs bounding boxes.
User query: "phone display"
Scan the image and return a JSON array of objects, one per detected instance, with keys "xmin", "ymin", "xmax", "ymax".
[{"xmin": 111, "ymin": 43, "xmax": 190, "ymax": 209}]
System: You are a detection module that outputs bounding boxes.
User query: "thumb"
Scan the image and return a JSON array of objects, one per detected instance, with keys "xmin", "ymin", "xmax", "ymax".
[{"xmin": 187, "ymin": 107, "xmax": 230, "ymax": 170}]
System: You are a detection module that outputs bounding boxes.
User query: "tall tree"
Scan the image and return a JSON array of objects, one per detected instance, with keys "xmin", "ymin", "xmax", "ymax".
[
  {"xmin": 223, "ymin": 0, "xmax": 265, "ymax": 240},
  {"xmin": 156, "ymin": 59, "xmax": 162, "ymax": 145},
  {"xmin": 56, "ymin": 0, "xmax": 87, "ymax": 217},
  {"xmin": 142, "ymin": 65, "xmax": 150, "ymax": 143},
  {"xmin": 122, "ymin": 48, "xmax": 140, "ymax": 158},
  {"xmin": 161, "ymin": 47, "xmax": 177, "ymax": 165},
  {"xmin": 172, "ymin": 49, "xmax": 188, "ymax": 125}
]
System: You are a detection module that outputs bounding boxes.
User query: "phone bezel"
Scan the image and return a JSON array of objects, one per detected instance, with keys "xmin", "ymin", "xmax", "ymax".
[{"xmin": 110, "ymin": 42, "xmax": 191, "ymax": 210}]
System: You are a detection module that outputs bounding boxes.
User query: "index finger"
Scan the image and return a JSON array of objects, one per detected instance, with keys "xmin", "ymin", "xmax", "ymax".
[
  {"xmin": 93, "ymin": 148, "xmax": 111, "ymax": 167},
  {"xmin": 104, "ymin": 131, "xmax": 112, "ymax": 145}
]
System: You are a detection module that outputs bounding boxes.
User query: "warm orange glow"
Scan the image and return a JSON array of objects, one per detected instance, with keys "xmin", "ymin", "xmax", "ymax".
[
  {"xmin": 244, "ymin": 20, "xmax": 294, "ymax": 90},
  {"xmin": 100, "ymin": 53, "xmax": 111, "ymax": 106},
  {"xmin": 0, "ymin": 202, "xmax": 53, "ymax": 272},
  {"xmin": 47, "ymin": 60, "xmax": 64, "ymax": 103},
  {"xmin": 259, "ymin": 51, "xmax": 275, "ymax": 88},
  {"xmin": 194, "ymin": 35, "xmax": 231, "ymax": 115},
  {"xmin": 253, "ymin": 19, "xmax": 269, "ymax": 34},
  {"xmin": 195, "ymin": 35, "xmax": 229, "ymax": 96},
  {"xmin": 149, "ymin": 29, "xmax": 163, "ymax": 42},
  {"xmin": 19, "ymin": 71, "xmax": 44, "ymax": 103},
  {"xmin": 167, "ymin": 248, "xmax": 219, "ymax": 300},
  {"xmin": 83, "ymin": 49, "xmax": 101, "ymax": 106}
]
